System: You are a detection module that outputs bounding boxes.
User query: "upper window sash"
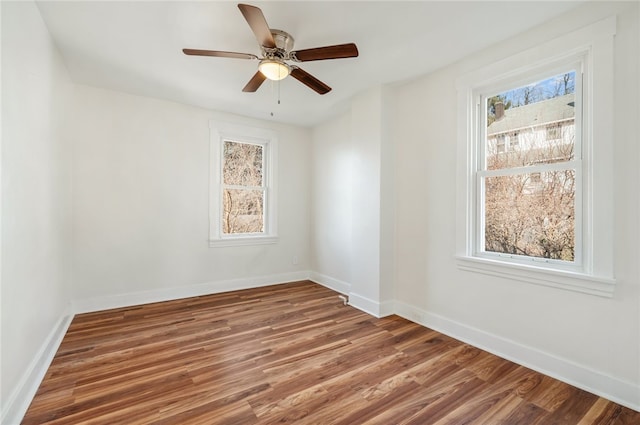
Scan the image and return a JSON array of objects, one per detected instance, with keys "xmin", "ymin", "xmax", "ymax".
[{"xmin": 474, "ymin": 60, "xmax": 584, "ymax": 172}]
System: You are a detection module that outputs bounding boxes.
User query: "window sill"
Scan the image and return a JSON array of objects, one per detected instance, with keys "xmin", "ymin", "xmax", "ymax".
[
  {"xmin": 209, "ymin": 235, "xmax": 278, "ymax": 248},
  {"xmin": 455, "ymin": 255, "xmax": 615, "ymax": 297}
]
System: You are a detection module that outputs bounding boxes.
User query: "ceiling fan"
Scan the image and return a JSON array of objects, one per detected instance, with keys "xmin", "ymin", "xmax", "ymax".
[{"xmin": 183, "ymin": 3, "xmax": 359, "ymax": 95}]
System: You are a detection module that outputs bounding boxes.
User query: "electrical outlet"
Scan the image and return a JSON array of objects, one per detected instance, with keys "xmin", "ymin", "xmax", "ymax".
[{"xmin": 292, "ymin": 255, "xmax": 299, "ymax": 265}]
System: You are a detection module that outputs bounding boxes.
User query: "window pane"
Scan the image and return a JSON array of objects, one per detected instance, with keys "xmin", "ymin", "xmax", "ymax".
[
  {"xmin": 223, "ymin": 141, "xmax": 263, "ymax": 186},
  {"xmin": 484, "ymin": 170, "xmax": 575, "ymax": 261},
  {"xmin": 222, "ymin": 189, "xmax": 264, "ymax": 234},
  {"xmin": 486, "ymin": 72, "xmax": 576, "ymax": 170}
]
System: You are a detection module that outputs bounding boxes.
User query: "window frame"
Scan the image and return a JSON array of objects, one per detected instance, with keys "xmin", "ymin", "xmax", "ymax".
[
  {"xmin": 209, "ymin": 121, "xmax": 278, "ymax": 247},
  {"xmin": 475, "ymin": 61, "xmax": 584, "ymax": 272},
  {"xmin": 455, "ymin": 17, "xmax": 616, "ymax": 297}
]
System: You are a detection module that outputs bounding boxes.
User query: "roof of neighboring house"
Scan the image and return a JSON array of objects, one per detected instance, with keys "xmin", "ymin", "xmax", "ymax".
[{"xmin": 487, "ymin": 93, "xmax": 575, "ymax": 136}]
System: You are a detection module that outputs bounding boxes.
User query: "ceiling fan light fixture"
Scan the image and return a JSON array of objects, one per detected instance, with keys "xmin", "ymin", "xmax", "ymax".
[{"xmin": 258, "ymin": 59, "xmax": 290, "ymax": 81}]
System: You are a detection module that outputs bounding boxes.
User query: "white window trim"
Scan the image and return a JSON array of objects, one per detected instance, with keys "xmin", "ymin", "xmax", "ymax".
[
  {"xmin": 455, "ymin": 17, "xmax": 616, "ymax": 297},
  {"xmin": 209, "ymin": 121, "xmax": 278, "ymax": 247}
]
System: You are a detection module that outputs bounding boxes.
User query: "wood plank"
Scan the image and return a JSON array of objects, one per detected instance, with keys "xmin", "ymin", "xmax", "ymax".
[{"xmin": 22, "ymin": 281, "xmax": 640, "ymax": 424}]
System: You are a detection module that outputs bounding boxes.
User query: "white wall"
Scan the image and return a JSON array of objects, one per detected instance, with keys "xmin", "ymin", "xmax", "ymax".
[
  {"xmin": 349, "ymin": 89, "xmax": 383, "ymax": 311},
  {"xmin": 391, "ymin": 1, "xmax": 639, "ymax": 409},
  {"xmin": 1, "ymin": 1, "xmax": 74, "ymax": 420},
  {"xmin": 71, "ymin": 85, "xmax": 311, "ymax": 308},
  {"xmin": 310, "ymin": 112, "xmax": 353, "ymax": 292},
  {"xmin": 311, "ymin": 86, "xmax": 395, "ymax": 315}
]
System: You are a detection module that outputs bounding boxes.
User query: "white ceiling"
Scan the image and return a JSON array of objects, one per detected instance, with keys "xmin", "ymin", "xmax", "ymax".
[{"xmin": 36, "ymin": 1, "xmax": 583, "ymax": 127}]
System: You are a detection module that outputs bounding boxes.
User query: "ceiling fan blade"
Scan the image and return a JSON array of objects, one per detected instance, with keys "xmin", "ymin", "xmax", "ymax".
[
  {"xmin": 242, "ymin": 71, "xmax": 267, "ymax": 92},
  {"xmin": 291, "ymin": 43, "xmax": 359, "ymax": 62},
  {"xmin": 183, "ymin": 49, "xmax": 258, "ymax": 60},
  {"xmin": 290, "ymin": 67, "xmax": 331, "ymax": 95},
  {"xmin": 238, "ymin": 4, "xmax": 276, "ymax": 49}
]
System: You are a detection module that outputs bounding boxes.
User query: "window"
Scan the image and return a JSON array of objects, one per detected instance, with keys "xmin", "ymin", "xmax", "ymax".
[
  {"xmin": 222, "ymin": 140, "xmax": 265, "ymax": 235},
  {"xmin": 546, "ymin": 124, "xmax": 562, "ymax": 140},
  {"xmin": 209, "ymin": 122, "xmax": 278, "ymax": 246},
  {"xmin": 496, "ymin": 134, "xmax": 506, "ymax": 153},
  {"xmin": 455, "ymin": 17, "xmax": 616, "ymax": 296},
  {"xmin": 482, "ymin": 70, "xmax": 579, "ymax": 265},
  {"xmin": 509, "ymin": 132, "xmax": 520, "ymax": 150}
]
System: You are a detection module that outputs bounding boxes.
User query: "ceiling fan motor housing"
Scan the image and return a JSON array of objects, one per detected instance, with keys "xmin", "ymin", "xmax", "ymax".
[
  {"xmin": 264, "ymin": 29, "xmax": 297, "ymax": 61},
  {"xmin": 270, "ymin": 29, "xmax": 294, "ymax": 52}
]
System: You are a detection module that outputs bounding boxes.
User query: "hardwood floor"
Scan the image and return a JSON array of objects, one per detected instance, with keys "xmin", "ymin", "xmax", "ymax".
[{"xmin": 23, "ymin": 281, "xmax": 639, "ymax": 424}]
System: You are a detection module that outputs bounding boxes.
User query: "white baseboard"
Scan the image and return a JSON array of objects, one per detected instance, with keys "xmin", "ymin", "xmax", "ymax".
[
  {"xmin": 346, "ymin": 292, "xmax": 380, "ymax": 317},
  {"xmin": 378, "ymin": 300, "xmax": 395, "ymax": 317},
  {"xmin": 1, "ymin": 306, "xmax": 74, "ymax": 425},
  {"xmin": 346, "ymin": 292, "xmax": 394, "ymax": 318},
  {"xmin": 394, "ymin": 300, "xmax": 640, "ymax": 412},
  {"xmin": 72, "ymin": 271, "xmax": 311, "ymax": 314},
  {"xmin": 309, "ymin": 273, "xmax": 394, "ymax": 318},
  {"xmin": 308, "ymin": 271, "xmax": 351, "ymax": 295}
]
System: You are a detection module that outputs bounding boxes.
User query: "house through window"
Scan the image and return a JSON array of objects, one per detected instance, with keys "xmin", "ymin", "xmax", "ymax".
[{"xmin": 482, "ymin": 71, "xmax": 578, "ymax": 263}]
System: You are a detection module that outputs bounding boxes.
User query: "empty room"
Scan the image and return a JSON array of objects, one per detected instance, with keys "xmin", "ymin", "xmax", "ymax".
[{"xmin": 2, "ymin": 1, "xmax": 639, "ymax": 424}]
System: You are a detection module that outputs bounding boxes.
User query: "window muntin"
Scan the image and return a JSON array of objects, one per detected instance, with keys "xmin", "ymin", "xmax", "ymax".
[{"xmin": 477, "ymin": 69, "xmax": 582, "ymax": 269}]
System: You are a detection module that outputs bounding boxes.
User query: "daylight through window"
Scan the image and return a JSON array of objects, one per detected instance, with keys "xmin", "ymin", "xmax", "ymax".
[
  {"xmin": 479, "ymin": 70, "xmax": 581, "ymax": 265},
  {"xmin": 222, "ymin": 140, "xmax": 265, "ymax": 235},
  {"xmin": 209, "ymin": 121, "xmax": 278, "ymax": 247}
]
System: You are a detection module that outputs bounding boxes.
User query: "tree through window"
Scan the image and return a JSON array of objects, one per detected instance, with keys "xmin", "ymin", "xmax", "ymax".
[
  {"xmin": 222, "ymin": 140, "xmax": 265, "ymax": 235},
  {"xmin": 481, "ymin": 71, "xmax": 579, "ymax": 262}
]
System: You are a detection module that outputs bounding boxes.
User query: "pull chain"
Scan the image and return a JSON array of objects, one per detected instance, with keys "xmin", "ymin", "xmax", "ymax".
[{"xmin": 270, "ymin": 79, "xmax": 282, "ymax": 117}]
